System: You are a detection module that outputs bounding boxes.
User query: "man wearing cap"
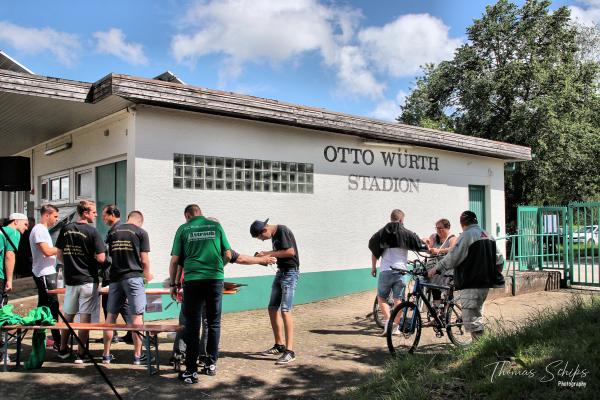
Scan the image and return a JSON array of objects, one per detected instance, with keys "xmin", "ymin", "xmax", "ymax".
[
  {"xmin": 427, "ymin": 211, "xmax": 505, "ymax": 341},
  {"xmin": 250, "ymin": 218, "xmax": 300, "ymax": 365},
  {"xmin": 168, "ymin": 204, "xmax": 231, "ymax": 384},
  {"xmin": 29, "ymin": 204, "xmax": 61, "ymax": 349},
  {"xmin": 0, "ymin": 212, "xmax": 29, "ymax": 305}
]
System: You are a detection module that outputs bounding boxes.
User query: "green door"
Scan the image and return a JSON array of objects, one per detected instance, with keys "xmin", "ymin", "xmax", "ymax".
[
  {"xmin": 468, "ymin": 185, "xmax": 486, "ymax": 231},
  {"xmin": 96, "ymin": 160, "xmax": 127, "ymax": 238}
]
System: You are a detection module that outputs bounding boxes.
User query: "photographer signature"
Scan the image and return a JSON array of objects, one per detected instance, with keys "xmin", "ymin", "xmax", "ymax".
[{"xmin": 485, "ymin": 359, "xmax": 588, "ymax": 384}]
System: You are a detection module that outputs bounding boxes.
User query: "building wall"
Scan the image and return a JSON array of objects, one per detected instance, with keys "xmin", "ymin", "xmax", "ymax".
[
  {"xmin": 18, "ymin": 111, "xmax": 132, "ymax": 217},
  {"xmin": 133, "ymin": 106, "xmax": 506, "ymax": 316}
]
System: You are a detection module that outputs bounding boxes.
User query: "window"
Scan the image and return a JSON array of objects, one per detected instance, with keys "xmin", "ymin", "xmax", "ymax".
[
  {"xmin": 76, "ymin": 170, "xmax": 93, "ymax": 198},
  {"xmin": 50, "ymin": 175, "xmax": 70, "ymax": 201},
  {"xmin": 173, "ymin": 153, "xmax": 314, "ymax": 194}
]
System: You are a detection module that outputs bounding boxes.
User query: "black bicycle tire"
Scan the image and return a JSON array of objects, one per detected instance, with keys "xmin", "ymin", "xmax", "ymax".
[
  {"xmin": 445, "ymin": 303, "xmax": 471, "ymax": 347},
  {"xmin": 386, "ymin": 301, "xmax": 421, "ymax": 356}
]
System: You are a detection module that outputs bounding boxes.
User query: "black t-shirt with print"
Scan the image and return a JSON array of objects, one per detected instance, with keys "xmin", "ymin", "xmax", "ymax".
[
  {"xmin": 56, "ymin": 222, "xmax": 105, "ymax": 285},
  {"xmin": 271, "ymin": 225, "xmax": 300, "ymax": 270},
  {"xmin": 106, "ymin": 223, "xmax": 150, "ymax": 282}
]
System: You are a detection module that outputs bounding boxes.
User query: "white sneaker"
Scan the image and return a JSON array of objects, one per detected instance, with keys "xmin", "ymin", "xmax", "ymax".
[
  {"xmin": 379, "ymin": 321, "xmax": 389, "ymax": 336},
  {"xmin": 391, "ymin": 324, "xmax": 401, "ymax": 335}
]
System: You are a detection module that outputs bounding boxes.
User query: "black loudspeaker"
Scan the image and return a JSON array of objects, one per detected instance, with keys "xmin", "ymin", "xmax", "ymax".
[{"xmin": 0, "ymin": 156, "xmax": 31, "ymax": 191}]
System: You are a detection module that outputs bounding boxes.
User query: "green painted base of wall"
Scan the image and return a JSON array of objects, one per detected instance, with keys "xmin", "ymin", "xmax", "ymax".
[{"xmin": 145, "ymin": 267, "xmax": 375, "ymax": 321}]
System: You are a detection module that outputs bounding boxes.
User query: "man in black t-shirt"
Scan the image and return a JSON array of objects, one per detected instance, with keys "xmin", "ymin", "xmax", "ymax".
[
  {"xmin": 56, "ymin": 200, "xmax": 106, "ymax": 363},
  {"xmin": 250, "ymin": 218, "xmax": 299, "ymax": 365},
  {"xmin": 102, "ymin": 210, "xmax": 152, "ymax": 365}
]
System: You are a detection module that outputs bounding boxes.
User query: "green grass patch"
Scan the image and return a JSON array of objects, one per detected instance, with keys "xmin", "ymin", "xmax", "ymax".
[{"xmin": 337, "ymin": 296, "xmax": 600, "ymax": 400}]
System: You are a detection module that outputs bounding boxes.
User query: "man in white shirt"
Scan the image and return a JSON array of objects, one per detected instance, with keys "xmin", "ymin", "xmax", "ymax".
[{"xmin": 29, "ymin": 204, "xmax": 61, "ymax": 349}]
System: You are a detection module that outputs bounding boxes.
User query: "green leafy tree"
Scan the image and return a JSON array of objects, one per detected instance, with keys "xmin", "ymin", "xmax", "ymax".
[{"xmin": 399, "ymin": 0, "xmax": 600, "ymax": 221}]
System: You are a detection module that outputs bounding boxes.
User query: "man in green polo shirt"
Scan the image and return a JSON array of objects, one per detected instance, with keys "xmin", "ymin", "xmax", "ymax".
[
  {"xmin": 169, "ymin": 204, "xmax": 231, "ymax": 384},
  {"xmin": 1, "ymin": 213, "xmax": 29, "ymax": 306}
]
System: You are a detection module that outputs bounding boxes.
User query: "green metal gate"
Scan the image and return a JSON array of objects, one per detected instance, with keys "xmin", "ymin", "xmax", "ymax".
[
  {"xmin": 517, "ymin": 202, "xmax": 599, "ymax": 288},
  {"xmin": 568, "ymin": 202, "xmax": 600, "ymax": 288}
]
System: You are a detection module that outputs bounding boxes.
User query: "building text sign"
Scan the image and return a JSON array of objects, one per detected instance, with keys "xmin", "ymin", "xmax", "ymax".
[{"xmin": 323, "ymin": 145, "xmax": 440, "ymax": 193}]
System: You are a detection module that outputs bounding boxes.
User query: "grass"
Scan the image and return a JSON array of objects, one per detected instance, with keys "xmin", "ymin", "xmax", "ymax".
[{"xmin": 336, "ymin": 295, "xmax": 600, "ymax": 400}]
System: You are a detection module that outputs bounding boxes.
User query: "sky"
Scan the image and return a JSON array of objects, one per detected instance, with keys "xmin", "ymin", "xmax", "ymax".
[{"xmin": 1, "ymin": 0, "xmax": 598, "ymax": 121}]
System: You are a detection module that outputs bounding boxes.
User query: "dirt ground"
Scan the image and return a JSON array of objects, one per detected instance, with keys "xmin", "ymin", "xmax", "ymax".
[{"xmin": 0, "ymin": 289, "xmax": 592, "ymax": 400}]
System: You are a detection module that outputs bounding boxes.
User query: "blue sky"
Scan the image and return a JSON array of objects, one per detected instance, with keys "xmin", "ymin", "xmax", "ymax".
[{"xmin": 1, "ymin": 0, "xmax": 598, "ymax": 121}]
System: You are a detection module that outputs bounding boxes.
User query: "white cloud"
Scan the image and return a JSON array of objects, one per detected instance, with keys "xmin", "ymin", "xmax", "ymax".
[
  {"xmin": 358, "ymin": 14, "xmax": 462, "ymax": 77},
  {"xmin": 170, "ymin": 1, "xmax": 461, "ymax": 99},
  {"xmin": 570, "ymin": 0, "xmax": 600, "ymax": 26},
  {"xmin": 93, "ymin": 28, "xmax": 148, "ymax": 65},
  {"xmin": 370, "ymin": 90, "xmax": 408, "ymax": 121},
  {"xmin": 0, "ymin": 21, "xmax": 80, "ymax": 66}
]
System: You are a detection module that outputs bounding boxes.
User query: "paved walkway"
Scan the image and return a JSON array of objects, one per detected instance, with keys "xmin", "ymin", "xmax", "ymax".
[{"xmin": 0, "ymin": 289, "xmax": 587, "ymax": 399}]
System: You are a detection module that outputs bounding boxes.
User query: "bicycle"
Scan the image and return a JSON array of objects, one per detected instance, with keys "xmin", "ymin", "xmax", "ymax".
[{"xmin": 386, "ymin": 257, "xmax": 471, "ymax": 356}]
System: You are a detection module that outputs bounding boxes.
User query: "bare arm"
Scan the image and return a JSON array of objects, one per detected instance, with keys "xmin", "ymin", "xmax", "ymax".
[
  {"xmin": 258, "ymin": 247, "xmax": 295, "ymax": 258},
  {"xmin": 140, "ymin": 252, "xmax": 152, "ymax": 281},
  {"xmin": 235, "ymin": 254, "xmax": 276, "ymax": 265},
  {"xmin": 169, "ymin": 255, "xmax": 180, "ymax": 300},
  {"xmin": 4, "ymin": 251, "xmax": 15, "ymax": 291},
  {"xmin": 36, "ymin": 242, "xmax": 58, "ymax": 257},
  {"xmin": 371, "ymin": 254, "xmax": 377, "ymax": 277},
  {"xmin": 57, "ymin": 249, "xmax": 63, "ymax": 263}
]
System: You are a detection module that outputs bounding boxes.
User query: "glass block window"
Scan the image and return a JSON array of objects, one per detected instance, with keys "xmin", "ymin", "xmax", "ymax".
[{"xmin": 173, "ymin": 153, "xmax": 314, "ymax": 194}]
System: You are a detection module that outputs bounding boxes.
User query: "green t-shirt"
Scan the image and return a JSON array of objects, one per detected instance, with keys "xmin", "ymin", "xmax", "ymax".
[
  {"xmin": 171, "ymin": 216, "xmax": 231, "ymax": 281},
  {"xmin": 0, "ymin": 226, "xmax": 21, "ymax": 280}
]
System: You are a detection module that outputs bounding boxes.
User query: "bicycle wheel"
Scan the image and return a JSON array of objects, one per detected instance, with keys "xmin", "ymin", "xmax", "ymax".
[
  {"xmin": 373, "ymin": 293, "xmax": 395, "ymax": 328},
  {"xmin": 445, "ymin": 303, "xmax": 472, "ymax": 347},
  {"xmin": 386, "ymin": 301, "xmax": 421, "ymax": 356}
]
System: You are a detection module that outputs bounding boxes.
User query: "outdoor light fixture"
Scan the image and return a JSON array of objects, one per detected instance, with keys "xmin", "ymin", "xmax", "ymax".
[
  {"xmin": 44, "ymin": 137, "xmax": 72, "ymax": 156},
  {"xmin": 362, "ymin": 140, "xmax": 413, "ymax": 149}
]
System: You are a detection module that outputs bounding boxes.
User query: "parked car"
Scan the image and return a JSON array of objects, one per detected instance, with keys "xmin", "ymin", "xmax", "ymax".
[{"xmin": 572, "ymin": 225, "xmax": 599, "ymax": 245}]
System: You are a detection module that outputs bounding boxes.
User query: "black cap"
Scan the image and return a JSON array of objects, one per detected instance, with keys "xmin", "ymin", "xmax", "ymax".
[
  {"xmin": 250, "ymin": 218, "xmax": 269, "ymax": 237},
  {"xmin": 460, "ymin": 210, "xmax": 478, "ymax": 225}
]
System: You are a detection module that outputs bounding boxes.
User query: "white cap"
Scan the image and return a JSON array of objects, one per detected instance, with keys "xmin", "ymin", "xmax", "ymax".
[{"xmin": 8, "ymin": 212, "xmax": 27, "ymax": 221}]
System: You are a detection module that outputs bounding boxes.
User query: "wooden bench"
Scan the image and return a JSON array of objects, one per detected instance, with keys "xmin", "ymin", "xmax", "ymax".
[{"xmin": 1, "ymin": 322, "xmax": 182, "ymax": 375}]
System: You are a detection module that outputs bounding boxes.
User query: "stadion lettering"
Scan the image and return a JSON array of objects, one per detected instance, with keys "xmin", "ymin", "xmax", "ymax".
[{"xmin": 323, "ymin": 145, "xmax": 440, "ymax": 193}]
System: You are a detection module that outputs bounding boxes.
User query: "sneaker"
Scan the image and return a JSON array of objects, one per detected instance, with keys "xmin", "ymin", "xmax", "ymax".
[
  {"xmin": 57, "ymin": 349, "xmax": 71, "ymax": 360},
  {"xmin": 52, "ymin": 343, "xmax": 61, "ymax": 352},
  {"xmin": 134, "ymin": 353, "xmax": 155, "ymax": 365},
  {"xmin": 275, "ymin": 350, "xmax": 296, "ymax": 365},
  {"xmin": 201, "ymin": 364, "xmax": 217, "ymax": 376},
  {"xmin": 102, "ymin": 354, "xmax": 115, "ymax": 364},
  {"xmin": 73, "ymin": 353, "xmax": 88, "ymax": 364},
  {"xmin": 379, "ymin": 321, "xmax": 389, "ymax": 336},
  {"xmin": 179, "ymin": 370, "xmax": 198, "ymax": 384},
  {"xmin": 261, "ymin": 344, "xmax": 286, "ymax": 356}
]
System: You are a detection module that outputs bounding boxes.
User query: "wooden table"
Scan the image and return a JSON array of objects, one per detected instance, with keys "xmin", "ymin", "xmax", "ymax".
[{"xmin": 48, "ymin": 281, "xmax": 245, "ymax": 295}]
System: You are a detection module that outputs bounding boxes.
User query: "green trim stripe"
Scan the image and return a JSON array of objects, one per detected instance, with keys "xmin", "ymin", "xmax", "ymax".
[{"xmin": 145, "ymin": 267, "xmax": 375, "ymax": 321}]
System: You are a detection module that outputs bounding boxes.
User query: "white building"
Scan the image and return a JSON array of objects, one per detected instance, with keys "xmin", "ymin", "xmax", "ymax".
[{"xmin": 0, "ymin": 56, "xmax": 530, "ymax": 318}]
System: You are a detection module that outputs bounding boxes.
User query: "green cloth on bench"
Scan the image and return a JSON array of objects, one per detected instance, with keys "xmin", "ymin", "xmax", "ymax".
[{"xmin": 0, "ymin": 304, "xmax": 55, "ymax": 369}]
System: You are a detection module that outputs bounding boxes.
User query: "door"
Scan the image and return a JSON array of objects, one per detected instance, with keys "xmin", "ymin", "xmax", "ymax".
[
  {"xmin": 468, "ymin": 185, "xmax": 486, "ymax": 230},
  {"xmin": 96, "ymin": 160, "xmax": 127, "ymax": 238}
]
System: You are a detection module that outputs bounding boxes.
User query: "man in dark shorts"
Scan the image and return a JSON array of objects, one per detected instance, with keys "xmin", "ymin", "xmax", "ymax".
[
  {"xmin": 250, "ymin": 218, "xmax": 300, "ymax": 365},
  {"xmin": 56, "ymin": 200, "xmax": 106, "ymax": 363},
  {"xmin": 102, "ymin": 210, "xmax": 152, "ymax": 364}
]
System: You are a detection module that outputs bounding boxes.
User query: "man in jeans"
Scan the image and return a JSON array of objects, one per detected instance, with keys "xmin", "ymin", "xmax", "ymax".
[
  {"xmin": 428, "ymin": 211, "xmax": 505, "ymax": 341},
  {"xmin": 56, "ymin": 200, "xmax": 106, "ymax": 363},
  {"xmin": 250, "ymin": 218, "xmax": 300, "ymax": 365},
  {"xmin": 169, "ymin": 204, "xmax": 231, "ymax": 384},
  {"xmin": 29, "ymin": 205, "xmax": 61, "ymax": 350}
]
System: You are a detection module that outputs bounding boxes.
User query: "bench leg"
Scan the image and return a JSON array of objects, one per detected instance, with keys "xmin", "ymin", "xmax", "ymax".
[
  {"xmin": 15, "ymin": 329, "xmax": 22, "ymax": 369},
  {"xmin": 153, "ymin": 334, "xmax": 159, "ymax": 374},
  {"xmin": 144, "ymin": 332, "xmax": 152, "ymax": 376},
  {"xmin": 1, "ymin": 330, "xmax": 7, "ymax": 372}
]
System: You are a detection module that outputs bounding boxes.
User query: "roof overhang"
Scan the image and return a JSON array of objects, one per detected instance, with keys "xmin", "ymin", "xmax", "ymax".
[
  {"xmin": 0, "ymin": 70, "xmax": 132, "ymax": 155},
  {"xmin": 0, "ymin": 69, "xmax": 531, "ymax": 161}
]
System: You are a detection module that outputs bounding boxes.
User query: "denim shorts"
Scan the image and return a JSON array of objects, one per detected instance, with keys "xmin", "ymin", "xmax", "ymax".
[
  {"xmin": 107, "ymin": 276, "xmax": 146, "ymax": 315},
  {"xmin": 377, "ymin": 270, "xmax": 405, "ymax": 299},
  {"xmin": 268, "ymin": 269, "xmax": 299, "ymax": 312}
]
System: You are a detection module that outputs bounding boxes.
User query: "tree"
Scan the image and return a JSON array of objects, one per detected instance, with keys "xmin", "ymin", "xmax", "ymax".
[{"xmin": 399, "ymin": 0, "xmax": 600, "ymax": 221}]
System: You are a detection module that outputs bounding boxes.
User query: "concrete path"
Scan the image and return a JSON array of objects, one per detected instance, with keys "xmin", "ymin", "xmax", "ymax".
[{"xmin": 0, "ymin": 289, "xmax": 587, "ymax": 400}]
